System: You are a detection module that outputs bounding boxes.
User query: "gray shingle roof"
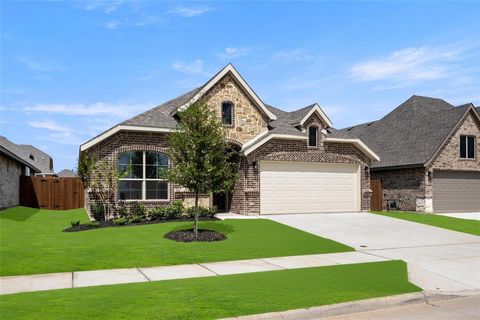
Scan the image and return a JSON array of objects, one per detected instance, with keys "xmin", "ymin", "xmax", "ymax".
[
  {"xmin": 0, "ymin": 135, "xmax": 52, "ymax": 173},
  {"xmin": 340, "ymin": 95, "xmax": 476, "ymax": 169},
  {"xmin": 121, "ymin": 88, "xmax": 201, "ymax": 128},
  {"xmin": 57, "ymin": 169, "xmax": 77, "ymax": 177}
]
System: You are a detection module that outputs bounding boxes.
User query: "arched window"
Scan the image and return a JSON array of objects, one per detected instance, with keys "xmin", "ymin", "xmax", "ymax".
[
  {"xmin": 118, "ymin": 151, "xmax": 169, "ymax": 200},
  {"xmin": 221, "ymin": 102, "xmax": 233, "ymax": 125},
  {"xmin": 308, "ymin": 126, "xmax": 318, "ymax": 147}
]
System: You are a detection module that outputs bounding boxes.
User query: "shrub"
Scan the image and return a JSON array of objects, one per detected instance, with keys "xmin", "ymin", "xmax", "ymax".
[
  {"xmin": 90, "ymin": 202, "xmax": 105, "ymax": 221},
  {"xmin": 131, "ymin": 202, "xmax": 146, "ymax": 217},
  {"xmin": 86, "ymin": 221, "xmax": 100, "ymax": 228},
  {"xmin": 130, "ymin": 216, "xmax": 143, "ymax": 223},
  {"xmin": 148, "ymin": 207, "xmax": 166, "ymax": 220},
  {"xmin": 116, "ymin": 202, "xmax": 129, "ymax": 218},
  {"xmin": 186, "ymin": 206, "xmax": 218, "ymax": 218},
  {"xmin": 164, "ymin": 201, "xmax": 184, "ymax": 219},
  {"xmin": 70, "ymin": 220, "xmax": 80, "ymax": 227},
  {"xmin": 113, "ymin": 218, "xmax": 128, "ymax": 225}
]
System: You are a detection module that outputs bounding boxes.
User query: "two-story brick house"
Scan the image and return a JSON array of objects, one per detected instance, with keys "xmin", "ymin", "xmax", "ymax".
[{"xmin": 80, "ymin": 64, "xmax": 379, "ymax": 215}]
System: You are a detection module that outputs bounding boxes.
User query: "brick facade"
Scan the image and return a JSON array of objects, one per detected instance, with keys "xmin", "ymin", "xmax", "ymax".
[
  {"xmin": 373, "ymin": 110, "xmax": 480, "ymax": 212},
  {"xmin": 85, "ymin": 77, "xmax": 375, "ymax": 216}
]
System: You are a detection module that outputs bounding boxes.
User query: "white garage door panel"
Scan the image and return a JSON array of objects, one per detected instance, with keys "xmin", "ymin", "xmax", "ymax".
[{"xmin": 260, "ymin": 161, "xmax": 360, "ymax": 214}]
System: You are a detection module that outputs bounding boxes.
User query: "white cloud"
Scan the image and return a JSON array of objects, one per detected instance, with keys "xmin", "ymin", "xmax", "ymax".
[
  {"xmin": 349, "ymin": 46, "xmax": 463, "ymax": 83},
  {"xmin": 18, "ymin": 57, "xmax": 66, "ymax": 72},
  {"xmin": 104, "ymin": 20, "xmax": 120, "ymax": 29},
  {"xmin": 134, "ymin": 16, "xmax": 158, "ymax": 27},
  {"xmin": 172, "ymin": 59, "xmax": 205, "ymax": 75},
  {"xmin": 83, "ymin": 1, "xmax": 123, "ymax": 13},
  {"xmin": 23, "ymin": 102, "xmax": 146, "ymax": 118},
  {"xmin": 28, "ymin": 119, "xmax": 71, "ymax": 132},
  {"xmin": 273, "ymin": 48, "xmax": 315, "ymax": 63},
  {"xmin": 219, "ymin": 47, "xmax": 248, "ymax": 59},
  {"xmin": 168, "ymin": 6, "xmax": 210, "ymax": 18}
]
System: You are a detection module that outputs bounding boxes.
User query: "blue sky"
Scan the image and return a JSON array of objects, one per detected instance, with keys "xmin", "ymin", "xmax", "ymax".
[{"xmin": 1, "ymin": 1, "xmax": 479, "ymax": 172}]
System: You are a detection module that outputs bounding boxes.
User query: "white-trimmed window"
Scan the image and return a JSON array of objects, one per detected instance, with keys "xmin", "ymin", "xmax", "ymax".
[
  {"xmin": 308, "ymin": 126, "xmax": 318, "ymax": 147},
  {"xmin": 460, "ymin": 135, "xmax": 475, "ymax": 159},
  {"xmin": 118, "ymin": 151, "xmax": 169, "ymax": 200}
]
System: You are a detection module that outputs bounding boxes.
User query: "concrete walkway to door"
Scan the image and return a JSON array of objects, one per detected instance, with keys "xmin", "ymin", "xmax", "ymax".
[{"xmin": 266, "ymin": 212, "xmax": 480, "ymax": 295}]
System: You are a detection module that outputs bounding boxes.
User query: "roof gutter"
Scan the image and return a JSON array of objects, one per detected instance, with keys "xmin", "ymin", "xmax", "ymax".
[{"xmin": 324, "ymin": 137, "xmax": 380, "ymax": 162}]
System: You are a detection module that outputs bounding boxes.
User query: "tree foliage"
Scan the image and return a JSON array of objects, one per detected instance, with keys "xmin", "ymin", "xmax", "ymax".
[{"xmin": 167, "ymin": 99, "xmax": 238, "ymax": 237}]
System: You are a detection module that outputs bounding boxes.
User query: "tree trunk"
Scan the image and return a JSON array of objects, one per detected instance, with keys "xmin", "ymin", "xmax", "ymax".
[{"xmin": 194, "ymin": 189, "xmax": 199, "ymax": 240}]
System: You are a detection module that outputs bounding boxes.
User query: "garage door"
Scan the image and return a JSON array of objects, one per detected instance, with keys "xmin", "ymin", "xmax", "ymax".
[
  {"xmin": 433, "ymin": 171, "xmax": 480, "ymax": 213},
  {"xmin": 260, "ymin": 161, "xmax": 360, "ymax": 214}
]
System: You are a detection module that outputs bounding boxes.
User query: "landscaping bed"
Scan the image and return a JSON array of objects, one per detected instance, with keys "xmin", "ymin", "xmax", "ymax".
[
  {"xmin": 0, "ymin": 260, "xmax": 421, "ymax": 320},
  {"xmin": 164, "ymin": 228, "xmax": 227, "ymax": 242},
  {"xmin": 0, "ymin": 206, "xmax": 353, "ymax": 276},
  {"xmin": 371, "ymin": 211, "xmax": 480, "ymax": 236},
  {"xmin": 64, "ymin": 216, "xmax": 219, "ymax": 232}
]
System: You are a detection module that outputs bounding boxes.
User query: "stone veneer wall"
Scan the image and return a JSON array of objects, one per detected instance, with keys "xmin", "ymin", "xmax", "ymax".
[
  {"xmin": 0, "ymin": 154, "xmax": 22, "ymax": 209},
  {"xmin": 204, "ymin": 74, "xmax": 269, "ymax": 145}
]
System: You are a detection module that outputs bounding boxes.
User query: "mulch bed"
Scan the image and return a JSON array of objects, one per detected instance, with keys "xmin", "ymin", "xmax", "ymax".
[
  {"xmin": 63, "ymin": 217, "xmax": 219, "ymax": 232},
  {"xmin": 164, "ymin": 229, "xmax": 227, "ymax": 242}
]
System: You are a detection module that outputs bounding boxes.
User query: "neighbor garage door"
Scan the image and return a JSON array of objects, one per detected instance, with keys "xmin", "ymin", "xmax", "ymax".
[
  {"xmin": 260, "ymin": 161, "xmax": 360, "ymax": 214},
  {"xmin": 433, "ymin": 171, "xmax": 480, "ymax": 213}
]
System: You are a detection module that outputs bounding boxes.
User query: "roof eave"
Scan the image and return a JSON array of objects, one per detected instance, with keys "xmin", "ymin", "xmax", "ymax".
[{"xmin": 324, "ymin": 137, "xmax": 380, "ymax": 161}]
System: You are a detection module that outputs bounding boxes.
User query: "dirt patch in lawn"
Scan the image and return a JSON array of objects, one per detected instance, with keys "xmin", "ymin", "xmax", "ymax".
[{"xmin": 164, "ymin": 229, "xmax": 227, "ymax": 242}]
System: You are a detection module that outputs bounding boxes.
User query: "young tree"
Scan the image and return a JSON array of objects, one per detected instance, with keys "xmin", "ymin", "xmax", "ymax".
[
  {"xmin": 167, "ymin": 99, "xmax": 238, "ymax": 238},
  {"xmin": 89, "ymin": 160, "xmax": 124, "ymax": 220}
]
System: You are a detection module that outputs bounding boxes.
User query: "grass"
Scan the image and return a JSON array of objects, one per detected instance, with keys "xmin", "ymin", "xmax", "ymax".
[
  {"xmin": 371, "ymin": 211, "xmax": 480, "ymax": 236},
  {"xmin": 0, "ymin": 206, "xmax": 352, "ymax": 276},
  {"xmin": 0, "ymin": 260, "xmax": 420, "ymax": 320}
]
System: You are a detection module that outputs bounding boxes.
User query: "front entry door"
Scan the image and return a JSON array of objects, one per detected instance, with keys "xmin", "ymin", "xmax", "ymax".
[{"xmin": 213, "ymin": 192, "xmax": 230, "ymax": 213}]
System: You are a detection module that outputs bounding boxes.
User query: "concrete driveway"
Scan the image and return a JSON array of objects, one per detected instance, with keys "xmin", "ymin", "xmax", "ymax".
[{"xmin": 266, "ymin": 213, "xmax": 480, "ymax": 295}]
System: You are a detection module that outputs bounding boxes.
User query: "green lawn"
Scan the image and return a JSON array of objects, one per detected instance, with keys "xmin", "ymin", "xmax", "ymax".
[
  {"xmin": 0, "ymin": 260, "xmax": 420, "ymax": 320},
  {"xmin": 0, "ymin": 206, "xmax": 352, "ymax": 276},
  {"xmin": 371, "ymin": 211, "xmax": 480, "ymax": 236}
]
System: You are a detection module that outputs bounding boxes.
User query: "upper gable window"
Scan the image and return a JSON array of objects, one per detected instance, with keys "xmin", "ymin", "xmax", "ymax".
[
  {"xmin": 221, "ymin": 102, "xmax": 233, "ymax": 125},
  {"xmin": 460, "ymin": 135, "xmax": 475, "ymax": 159},
  {"xmin": 308, "ymin": 126, "xmax": 318, "ymax": 147}
]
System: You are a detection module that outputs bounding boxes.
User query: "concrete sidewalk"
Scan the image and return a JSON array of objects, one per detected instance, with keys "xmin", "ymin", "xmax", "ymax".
[{"xmin": 0, "ymin": 251, "xmax": 388, "ymax": 295}]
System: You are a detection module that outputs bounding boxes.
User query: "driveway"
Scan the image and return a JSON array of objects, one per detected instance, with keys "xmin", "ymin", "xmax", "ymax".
[
  {"xmin": 266, "ymin": 213, "xmax": 480, "ymax": 295},
  {"xmin": 439, "ymin": 212, "xmax": 480, "ymax": 221}
]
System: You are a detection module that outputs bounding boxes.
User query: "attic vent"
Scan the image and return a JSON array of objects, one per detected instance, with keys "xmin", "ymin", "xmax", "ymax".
[
  {"xmin": 367, "ymin": 122, "xmax": 375, "ymax": 127},
  {"xmin": 29, "ymin": 154, "xmax": 35, "ymax": 160},
  {"xmin": 347, "ymin": 127, "xmax": 353, "ymax": 131}
]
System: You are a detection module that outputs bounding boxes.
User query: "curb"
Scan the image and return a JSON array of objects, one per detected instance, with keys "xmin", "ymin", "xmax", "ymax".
[{"xmin": 221, "ymin": 292, "xmax": 429, "ymax": 320}]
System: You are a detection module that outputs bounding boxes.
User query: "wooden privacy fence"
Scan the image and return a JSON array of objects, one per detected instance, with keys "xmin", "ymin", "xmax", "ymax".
[
  {"xmin": 370, "ymin": 179, "xmax": 383, "ymax": 211},
  {"xmin": 20, "ymin": 176, "xmax": 84, "ymax": 210}
]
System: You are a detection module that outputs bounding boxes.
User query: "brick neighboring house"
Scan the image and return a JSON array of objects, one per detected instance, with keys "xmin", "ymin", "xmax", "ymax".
[
  {"xmin": 80, "ymin": 64, "xmax": 379, "ymax": 215},
  {"xmin": 0, "ymin": 135, "xmax": 54, "ymax": 209},
  {"xmin": 342, "ymin": 96, "xmax": 480, "ymax": 213}
]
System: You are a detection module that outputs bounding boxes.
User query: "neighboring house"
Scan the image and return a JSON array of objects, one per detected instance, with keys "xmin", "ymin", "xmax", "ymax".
[
  {"xmin": 342, "ymin": 96, "xmax": 480, "ymax": 213},
  {"xmin": 80, "ymin": 64, "xmax": 379, "ymax": 215},
  {"xmin": 56, "ymin": 169, "xmax": 77, "ymax": 177},
  {"xmin": 0, "ymin": 135, "xmax": 53, "ymax": 209}
]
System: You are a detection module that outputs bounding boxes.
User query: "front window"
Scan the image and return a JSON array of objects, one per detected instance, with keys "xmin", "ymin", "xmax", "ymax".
[
  {"xmin": 308, "ymin": 126, "xmax": 318, "ymax": 147},
  {"xmin": 221, "ymin": 102, "xmax": 233, "ymax": 125},
  {"xmin": 118, "ymin": 151, "xmax": 169, "ymax": 200},
  {"xmin": 460, "ymin": 135, "xmax": 475, "ymax": 159}
]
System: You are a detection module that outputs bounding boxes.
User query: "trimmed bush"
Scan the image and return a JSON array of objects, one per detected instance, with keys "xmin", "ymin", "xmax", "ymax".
[
  {"xmin": 116, "ymin": 203, "xmax": 128, "ymax": 218},
  {"xmin": 90, "ymin": 203, "xmax": 105, "ymax": 221},
  {"xmin": 86, "ymin": 221, "xmax": 100, "ymax": 228},
  {"xmin": 164, "ymin": 201, "xmax": 184, "ymax": 219},
  {"xmin": 129, "ymin": 216, "xmax": 143, "ymax": 223},
  {"xmin": 131, "ymin": 202, "xmax": 146, "ymax": 218},
  {"xmin": 113, "ymin": 218, "xmax": 128, "ymax": 225},
  {"xmin": 186, "ymin": 206, "xmax": 218, "ymax": 218}
]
